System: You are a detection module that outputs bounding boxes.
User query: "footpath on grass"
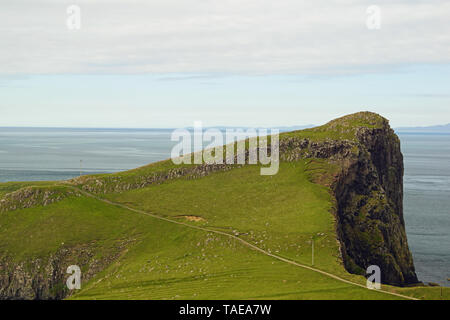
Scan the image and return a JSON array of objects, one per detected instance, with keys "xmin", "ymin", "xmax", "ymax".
[{"xmin": 68, "ymin": 185, "xmax": 419, "ymax": 301}]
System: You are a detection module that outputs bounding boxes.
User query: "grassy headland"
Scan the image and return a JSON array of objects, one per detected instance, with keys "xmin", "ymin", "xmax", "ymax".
[{"xmin": 0, "ymin": 112, "xmax": 448, "ymax": 300}]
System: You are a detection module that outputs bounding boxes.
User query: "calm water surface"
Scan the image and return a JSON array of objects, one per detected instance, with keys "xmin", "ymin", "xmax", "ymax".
[{"xmin": 399, "ymin": 133, "xmax": 450, "ymax": 286}]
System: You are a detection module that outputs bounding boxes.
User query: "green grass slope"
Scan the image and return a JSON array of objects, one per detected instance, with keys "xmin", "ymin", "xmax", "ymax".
[
  {"xmin": 0, "ymin": 181, "xmax": 397, "ymax": 300},
  {"xmin": 0, "ymin": 112, "xmax": 448, "ymax": 300}
]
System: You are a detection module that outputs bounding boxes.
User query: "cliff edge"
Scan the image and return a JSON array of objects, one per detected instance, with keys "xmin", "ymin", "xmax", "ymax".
[{"xmin": 281, "ymin": 111, "xmax": 418, "ymax": 285}]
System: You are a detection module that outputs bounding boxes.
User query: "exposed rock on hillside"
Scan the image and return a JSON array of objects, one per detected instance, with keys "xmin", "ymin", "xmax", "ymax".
[
  {"xmin": 0, "ymin": 187, "xmax": 81, "ymax": 213},
  {"xmin": 70, "ymin": 163, "xmax": 240, "ymax": 194},
  {"xmin": 0, "ymin": 239, "xmax": 134, "ymax": 300}
]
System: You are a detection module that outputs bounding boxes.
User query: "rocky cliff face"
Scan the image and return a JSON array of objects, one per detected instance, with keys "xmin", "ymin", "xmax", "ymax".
[
  {"xmin": 333, "ymin": 124, "xmax": 418, "ymax": 285},
  {"xmin": 280, "ymin": 112, "xmax": 418, "ymax": 285},
  {"xmin": 0, "ymin": 240, "xmax": 133, "ymax": 300},
  {"xmin": 0, "ymin": 246, "xmax": 91, "ymax": 300}
]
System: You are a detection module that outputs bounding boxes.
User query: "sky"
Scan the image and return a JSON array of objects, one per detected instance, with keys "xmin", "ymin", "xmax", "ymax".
[{"xmin": 0, "ymin": 0, "xmax": 449, "ymax": 128}]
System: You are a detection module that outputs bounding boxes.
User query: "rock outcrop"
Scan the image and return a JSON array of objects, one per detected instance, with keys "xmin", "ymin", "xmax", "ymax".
[
  {"xmin": 0, "ymin": 239, "xmax": 134, "ymax": 300},
  {"xmin": 71, "ymin": 163, "xmax": 241, "ymax": 194},
  {"xmin": 0, "ymin": 186, "xmax": 81, "ymax": 213}
]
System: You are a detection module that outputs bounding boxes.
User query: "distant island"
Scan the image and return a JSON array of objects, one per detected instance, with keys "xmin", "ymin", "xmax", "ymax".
[{"xmin": 395, "ymin": 124, "xmax": 450, "ymax": 133}]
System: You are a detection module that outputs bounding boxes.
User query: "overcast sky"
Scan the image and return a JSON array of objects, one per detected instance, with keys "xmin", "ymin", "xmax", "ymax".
[{"xmin": 0, "ymin": 0, "xmax": 449, "ymax": 127}]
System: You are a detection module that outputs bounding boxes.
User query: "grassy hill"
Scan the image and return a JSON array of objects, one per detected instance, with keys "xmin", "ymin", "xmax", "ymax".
[{"xmin": 0, "ymin": 112, "xmax": 448, "ymax": 300}]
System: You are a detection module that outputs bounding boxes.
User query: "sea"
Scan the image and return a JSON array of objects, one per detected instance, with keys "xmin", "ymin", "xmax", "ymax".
[
  {"xmin": 0, "ymin": 127, "xmax": 448, "ymax": 286},
  {"xmin": 400, "ymin": 132, "xmax": 450, "ymax": 286}
]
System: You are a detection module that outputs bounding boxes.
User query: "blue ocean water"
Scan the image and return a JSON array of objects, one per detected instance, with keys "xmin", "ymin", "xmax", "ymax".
[
  {"xmin": 0, "ymin": 127, "xmax": 448, "ymax": 285},
  {"xmin": 0, "ymin": 127, "xmax": 176, "ymax": 181},
  {"xmin": 399, "ymin": 133, "xmax": 450, "ymax": 286}
]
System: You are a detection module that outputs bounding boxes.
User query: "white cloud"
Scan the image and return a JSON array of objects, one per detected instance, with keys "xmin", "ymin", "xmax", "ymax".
[{"xmin": 0, "ymin": 0, "xmax": 449, "ymax": 75}]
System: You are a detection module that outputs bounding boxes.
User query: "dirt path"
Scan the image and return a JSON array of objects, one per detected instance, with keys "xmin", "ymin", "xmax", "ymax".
[{"xmin": 72, "ymin": 187, "xmax": 419, "ymax": 300}]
